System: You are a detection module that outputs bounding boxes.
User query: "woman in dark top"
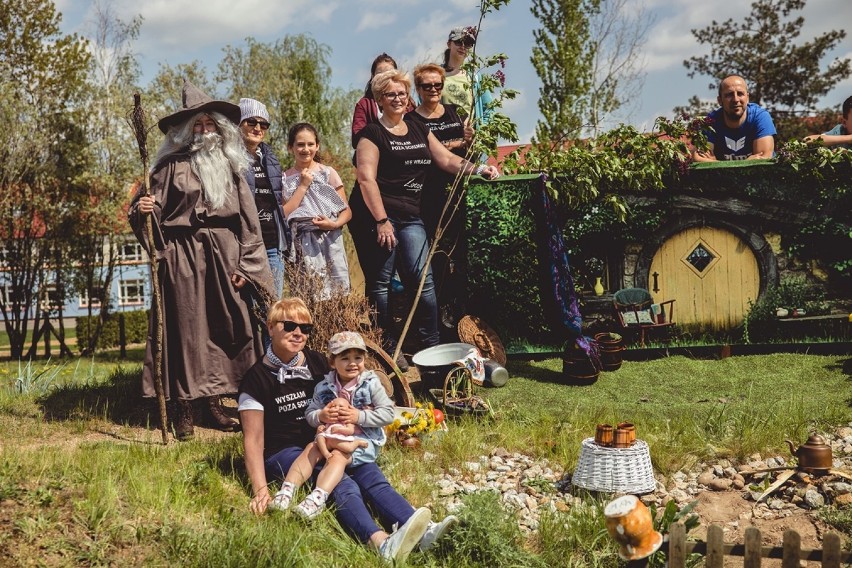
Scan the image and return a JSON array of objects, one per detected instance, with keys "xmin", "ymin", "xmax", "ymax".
[
  {"xmin": 348, "ymin": 69, "xmax": 498, "ymax": 367},
  {"xmin": 405, "ymin": 64, "xmax": 475, "ymax": 333},
  {"xmin": 239, "ymin": 298, "xmax": 457, "ymax": 562}
]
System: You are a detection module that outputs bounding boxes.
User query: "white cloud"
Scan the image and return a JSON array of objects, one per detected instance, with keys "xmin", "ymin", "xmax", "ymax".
[
  {"xmin": 356, "ymin": 12, "xmax": 396, "ymax": 32},
  {"xmin": 110, "ymin": 0, "xmax": 338, "ymax": 48}
]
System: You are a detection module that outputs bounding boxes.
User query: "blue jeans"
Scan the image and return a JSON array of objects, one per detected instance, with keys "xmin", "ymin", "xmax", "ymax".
[
  {"xmin": 352, "ymin": 217, "xmax": 440, "ymax": 351},
  {"xmin": 266, "ymin": 248, "xmax": 285, "ymax": 299},
  {"xmin": 264, "ymin": 447, "xmax": 414, "ymax": 543}
]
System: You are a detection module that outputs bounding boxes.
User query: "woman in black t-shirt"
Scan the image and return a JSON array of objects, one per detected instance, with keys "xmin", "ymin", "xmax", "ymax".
[
  {"xmin": 406, "ymin": 64, "xmax": 476, "ymax": 334},
  {"xmin": 348, "ymin": 69, "xmax": 498, "ymax": 368},
  {"xmin": 239, "ymin": 298, "xmax": 457, "ymax": 562}
]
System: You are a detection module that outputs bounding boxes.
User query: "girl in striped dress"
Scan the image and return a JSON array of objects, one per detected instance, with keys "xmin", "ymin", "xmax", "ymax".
[{"xmin": 282, "ymin": 123, "xmax": 352, "ymax": 299}]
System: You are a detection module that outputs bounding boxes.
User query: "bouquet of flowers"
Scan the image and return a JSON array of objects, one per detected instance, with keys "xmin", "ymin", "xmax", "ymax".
[{"xmin": 386, "ymin": 403, "xmax": 445, "ymax": 448}]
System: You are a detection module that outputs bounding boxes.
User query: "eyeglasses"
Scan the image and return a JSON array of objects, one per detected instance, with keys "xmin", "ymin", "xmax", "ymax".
[
  {"xmin": 417, "ymin": 82, "xmax": 444, "ymax": 92},
  {"xmin": 452, "ymin": 38, "xmax": 475, "ymax": 48},
  {"xmin": 277, "ymin": 320, "xmax": 313, "ymax": 334},
  {"xmin": 382, "ymin": 92, "xmax": 408, "ymax": 100},
  {"xmin": 243, "ymin": 118, "xmax": 270, "ymax": 130}
]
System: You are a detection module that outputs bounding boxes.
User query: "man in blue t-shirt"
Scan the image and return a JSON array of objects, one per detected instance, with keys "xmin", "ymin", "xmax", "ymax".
[
  {"xmin": 693, "ymin": 75, "xmax": 776, "ymax": 162},
  {"xmin": 805, "ymin": 95, "xmax": 852, "ymax": 150}
]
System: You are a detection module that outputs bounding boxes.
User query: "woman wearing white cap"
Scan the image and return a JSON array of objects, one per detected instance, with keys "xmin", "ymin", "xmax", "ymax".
[
  {"xmin": 238, "ymin": 97, "xmax": 290, "ymax": 297},
  {"xmin": 441, "ymin": 26, "xmax": 493, "ymax": 127}
]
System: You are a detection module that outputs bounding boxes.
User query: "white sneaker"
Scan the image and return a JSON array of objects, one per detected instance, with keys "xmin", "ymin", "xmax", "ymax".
[
  {"xmin": 379, "ymin": 507, "xmax": 431, "ymax": 563},
  {"xmin": 419, "ymin": 515, "xmax": 458, "ymax": 552},
  {"xmin": 268, "ymin": 482, "xmax": 295, "ymax": 511},
  {"xmin": 295, "ymin": 488, "xmax": 328, "ymax": 520}
]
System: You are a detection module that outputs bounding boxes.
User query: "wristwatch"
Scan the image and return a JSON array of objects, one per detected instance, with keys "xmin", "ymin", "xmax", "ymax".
[{"xmin": 375, "ymin": 217, "xmax": 389, "ymax": 225}]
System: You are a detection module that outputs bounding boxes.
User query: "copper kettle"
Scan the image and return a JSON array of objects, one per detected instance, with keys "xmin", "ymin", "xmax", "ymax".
[{"xmin": 786, "ymin": 434, "xmax": 832, "ymax": 470}]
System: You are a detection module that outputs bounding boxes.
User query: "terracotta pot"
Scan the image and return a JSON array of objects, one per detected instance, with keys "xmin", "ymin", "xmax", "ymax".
[
  {"xmin": 595, "ymin": 424, "xmax": 614, "ymax": 446},
  {"xmin": 604, "ymin": 495, "xmax": 664, "ymax": 561}
]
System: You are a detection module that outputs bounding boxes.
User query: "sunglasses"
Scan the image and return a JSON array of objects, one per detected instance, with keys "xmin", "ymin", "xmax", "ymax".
[
  {"xmin": 278, "ymin": 320, "xmax": 313, "ymax": 334},
  {"xmin": 243, "ymin": 118, "xmax": 270, "ymax": 130},
  {"xmin": 417, "ymin": 82, "xmax": 444, "ymax": 92},
  {"xmin": 452, "ymin": 38, "xmax": 475, "ymax": 48}
]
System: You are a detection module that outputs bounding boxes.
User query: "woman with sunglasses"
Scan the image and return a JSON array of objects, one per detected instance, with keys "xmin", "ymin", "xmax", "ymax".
[
  {"xmin": 239, "ymin": 98, "xmax": 290, "ymax": 298},
  {"xmin": 406, "ymin": 64, "xmax": 475, "ymax": 334},
  {"xmin": 441, "ymin": 27, "xmax": 493, "ymax": 127},
  {"xmin": 348, "ymin": 70, "xmax": 499, "ymax": 368},
  {"xmin": 239, "ymin": 298, "xmax": 457, "ymax": 562}
]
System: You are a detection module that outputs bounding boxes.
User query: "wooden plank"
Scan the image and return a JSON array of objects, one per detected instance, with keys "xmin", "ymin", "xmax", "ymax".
[
  {"xmin": 822, "ymin": 532, "xmax": 841, "ymax": 568},
  {"xmin": 669, "ymin": 522, "xmax": 687, "ymax": 568},
  {"xmin": 744, "ymin": 527, "xmax": 762, "ymax": 568},
  {"xmin": 782, "ymin": 529, "xmax": 801, "ymax": 568},
  {"xmin": 684, "ymin": 536, "xmax": 852, "ymax": 565},
  {"xmin": 706, "ymin": 524, "xmax": 724, "ymax": 568}
]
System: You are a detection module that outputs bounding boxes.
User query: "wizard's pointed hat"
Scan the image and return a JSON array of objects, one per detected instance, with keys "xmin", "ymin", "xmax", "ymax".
[{"xmin": 157, "ymin": 79, "xmax": 241, "ymax": 134}]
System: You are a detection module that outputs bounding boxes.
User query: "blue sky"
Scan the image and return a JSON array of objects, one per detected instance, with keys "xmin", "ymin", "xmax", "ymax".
[{"xmin": 57, "ymin": 0, "xmax": 852, "ymax": 143}]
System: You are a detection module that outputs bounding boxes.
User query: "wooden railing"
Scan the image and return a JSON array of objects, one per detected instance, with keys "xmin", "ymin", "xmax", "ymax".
[{"xmin": 659, "ymin": 522, "xmax": 851, "ymax": 567}]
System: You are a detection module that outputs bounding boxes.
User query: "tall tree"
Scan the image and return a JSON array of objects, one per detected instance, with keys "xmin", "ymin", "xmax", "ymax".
[
  {"xmin": 683, "ymin": 0, "xmax": 850, "ymax": 115},
  {"xmin": 530, "ymin": 0, "xmax": 597, "ymax": 144},
  {"xmin": 585, "ymin": 0, "xmax": 653, "ymax": 136},
  {"xmin": 215, "ymin": 35, "xmax": 359, "ymax": 173},
  {"xmin": 69, "ymin": 1, "xmax": 144, "ymax": 354},
  {"xmin": 0, "ymin": 0, "xmax": 91, "ymax": 358}
]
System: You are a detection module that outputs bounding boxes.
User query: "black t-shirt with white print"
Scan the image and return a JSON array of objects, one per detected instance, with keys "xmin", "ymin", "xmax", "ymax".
[
  {"xmin": 238, "ymin": 349, "xmax": 330, "ymax": 458},
  {"xmin": 251, "ymin": 151, "xmax": 279, "ymax": 249},
  {"xmin": 355, "ymin": 120, "xmax": 433, "ymax": 219}
]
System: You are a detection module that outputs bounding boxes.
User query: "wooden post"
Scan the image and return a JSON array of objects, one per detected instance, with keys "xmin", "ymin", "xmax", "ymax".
[
  {"xmin": 782, "ymin": 529, "xmax": 801, "ymax": 568},
  {"xmin": 744, "ymin": 527, "xmax": 762, "ymax": 567},
  {"xmin": 823, "ymin": 532, "xmax": 841, "ymax": 568},
  {"xmin": 669, "ymin": 522, "xmax": 686, "ymax": 568},
  {"xmin": 119, "ymin": 313, "xmax": 126, "ymax": 359},
  {"xmin": 706, "ymin": 524, "xmax": 724, "ymax": 568},
  {"xmin": 43, "ymin": 321, "xmax": 51, "ymax": 357}
]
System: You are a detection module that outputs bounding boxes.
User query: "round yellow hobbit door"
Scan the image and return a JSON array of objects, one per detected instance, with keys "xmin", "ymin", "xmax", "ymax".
[{"xmin": 649, "ymin": 226, "xmax": 760, "ymax": 330}]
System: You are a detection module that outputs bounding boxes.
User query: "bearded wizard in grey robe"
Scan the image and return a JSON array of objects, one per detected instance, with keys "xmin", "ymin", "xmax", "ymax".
[{"xmin": 128, "ymin": 80, "xmax": 276, "ymax": 440}]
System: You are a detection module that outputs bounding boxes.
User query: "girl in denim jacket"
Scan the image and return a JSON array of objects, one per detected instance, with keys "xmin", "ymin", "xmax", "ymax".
[{"xmin": 269, "ymin": 331, "xmax": 394, "ymax": 519}]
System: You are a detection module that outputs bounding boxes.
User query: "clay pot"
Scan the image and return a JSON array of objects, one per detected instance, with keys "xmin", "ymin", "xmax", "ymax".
[
  {"xmin": 595, "ymin": 424, "xmax": 614, "ymax": 446},
  {"xmin": 604, "ymin": 495, "xmax": 664, "ymax": 561},
  {"xmin": 396, "ymin": 431, "xmax": 422, "ymax": 449}
]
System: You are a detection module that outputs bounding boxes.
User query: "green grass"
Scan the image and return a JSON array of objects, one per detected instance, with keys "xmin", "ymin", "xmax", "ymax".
[{"xmin": 0, "ymin": 353, "xmax": 850, "ymax": 566}]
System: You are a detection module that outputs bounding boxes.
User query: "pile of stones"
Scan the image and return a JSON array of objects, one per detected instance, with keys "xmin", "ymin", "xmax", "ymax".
[{"xmin": 425, "ymin": 424, "xmax": 852, "ymax": 533}]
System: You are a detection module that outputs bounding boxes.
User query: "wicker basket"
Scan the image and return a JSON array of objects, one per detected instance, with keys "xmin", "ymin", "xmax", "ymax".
[
  {"xmin": 571, "ymin": 438, "xmax": 656, "ymax": 494},
  {"xmin": 457, "ymin": 315, "xmax": 507, "ymax": 366}
]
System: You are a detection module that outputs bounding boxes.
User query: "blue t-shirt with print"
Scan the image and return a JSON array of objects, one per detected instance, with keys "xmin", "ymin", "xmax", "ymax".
[
  {"xmin": 706, "ymin": 103, "xmax": 776, "ymax": 161},
  {"xmin": 823, "ymin": 124, "xmax": 852, "ymax": 150}
]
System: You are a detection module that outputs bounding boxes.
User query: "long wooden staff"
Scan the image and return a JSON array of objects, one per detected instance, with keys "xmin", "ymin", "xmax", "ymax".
[{"xmin": 130, "ymin": 93, "xmax": 169, "ymax": 444}]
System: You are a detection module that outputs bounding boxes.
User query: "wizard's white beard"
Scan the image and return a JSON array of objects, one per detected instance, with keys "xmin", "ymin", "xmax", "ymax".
[{"xmin": 190, "ymin": 132, "xmax": 235, "ymax": 210}]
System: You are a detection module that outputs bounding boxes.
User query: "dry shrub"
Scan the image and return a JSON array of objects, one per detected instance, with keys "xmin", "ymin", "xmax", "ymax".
[{"xmin": 283, "ymin": 263, "xmax": 383, "ymax": 356}]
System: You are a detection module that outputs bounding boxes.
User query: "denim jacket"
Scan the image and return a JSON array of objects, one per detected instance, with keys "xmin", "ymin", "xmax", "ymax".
[
  {"xmin": 305, "ymin": 370, "xmax": 393, "ymax": 446},
  {"xmin": 243, "ymin": 142, "xmax": 290, "ymax": 251}
]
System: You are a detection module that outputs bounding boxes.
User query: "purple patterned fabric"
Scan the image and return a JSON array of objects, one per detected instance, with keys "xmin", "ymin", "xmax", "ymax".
[{"xmin": 532, "ymin": 175, "xmax": 600, "ymax": 365}]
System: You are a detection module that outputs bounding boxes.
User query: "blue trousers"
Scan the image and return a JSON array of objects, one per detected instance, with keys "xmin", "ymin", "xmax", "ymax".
[
  {"xmin": 351, "ymin": 216, "xmax": 440, "ymax": 351},
  {"xmin": 265, "ymin": 446, "xmax": 416, "ymax": 543},
  {"xmin": 265, "ymin": 248, "xmax": 285, "ymax": 299}
]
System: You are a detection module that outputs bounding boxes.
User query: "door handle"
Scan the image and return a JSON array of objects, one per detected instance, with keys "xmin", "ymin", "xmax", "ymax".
[{"xmin": 652, "ymin": 272, "xmax": 660, "ymax": 293}]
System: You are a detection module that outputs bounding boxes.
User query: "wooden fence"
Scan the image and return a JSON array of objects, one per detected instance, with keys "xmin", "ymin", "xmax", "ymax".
[{"xmin": 658, "ymin": 522, "xmax": 851, "ymax": 567}]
